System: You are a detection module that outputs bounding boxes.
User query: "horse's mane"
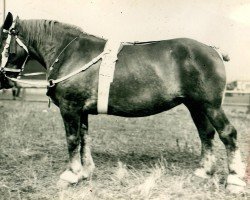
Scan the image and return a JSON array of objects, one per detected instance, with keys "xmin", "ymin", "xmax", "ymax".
[{"xmin": 18, "ymin": 19, "xmax": 102, "ymax": 45}]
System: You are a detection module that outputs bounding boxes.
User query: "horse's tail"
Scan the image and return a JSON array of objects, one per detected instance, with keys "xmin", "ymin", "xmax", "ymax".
[
  {"xmin": 221, "ymin": 52, "xmax": 230, "ymax": 62},
  {"xmin": 211, "ymin": 46, "xmax": 230, "ymax": 62}
]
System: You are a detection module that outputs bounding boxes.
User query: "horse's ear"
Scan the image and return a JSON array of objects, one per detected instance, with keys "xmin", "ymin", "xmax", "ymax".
[
  {"xmin": 3, "ymin": 12, "xmax": 13, "ymax": 30},
  {"xmin": 15, "ymin": 16, "xmax": 20, "ymax": 23}
]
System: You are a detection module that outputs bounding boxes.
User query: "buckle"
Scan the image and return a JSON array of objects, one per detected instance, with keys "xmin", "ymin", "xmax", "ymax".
[
  {"xmin": 48, "ymin": 79, "xmax": 55, "ymax": 87},
  {"xmin": 9, "ymin": 28, "xmax": 18, "ymax": 35}
]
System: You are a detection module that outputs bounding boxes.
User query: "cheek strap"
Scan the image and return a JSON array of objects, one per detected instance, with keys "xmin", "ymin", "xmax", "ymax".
[
  {"xmin": 9, "ymin": 35, "xmax": 17, "ymax": 55},
  {"xmin": 0, "ymin": 32, "xmax": 12, "ymax": 69},
  {"xmin": 1, "ymin": 27, "xmax": 29, "ymax": 72}
]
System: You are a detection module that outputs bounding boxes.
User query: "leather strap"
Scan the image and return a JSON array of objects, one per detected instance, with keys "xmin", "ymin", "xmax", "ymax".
[{"xmin": 97, "ymin": 40, "xmax": 121, "ymax": 114}]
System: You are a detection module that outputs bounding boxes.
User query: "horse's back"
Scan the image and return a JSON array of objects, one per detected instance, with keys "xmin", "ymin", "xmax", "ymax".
[{"xmin": 108, "ymin": 38, "xmax": 226, "ymax": 116}]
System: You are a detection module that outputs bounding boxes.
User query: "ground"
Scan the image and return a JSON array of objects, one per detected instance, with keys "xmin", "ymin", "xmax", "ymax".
[{"xmin": 0, "ymin": 101, "xmax": 249, "ymax": 200}]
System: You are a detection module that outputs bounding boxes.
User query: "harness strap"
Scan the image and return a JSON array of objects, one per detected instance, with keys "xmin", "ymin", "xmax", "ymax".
[
  {"xmin": 3, "ymin": 68, "xmax": 21, "ymax": 73},
  {"xmin": 15, "ymin": 36, "xmax": 29, "ymax": 53},
  {"xmin": 3, "ymin": 54, "xmax": 29, "ymax": 74},
  {"xmin": 49, "ymin": 37, "xmax": 78, "ymax": 71},
  {"xmin": 20, "ymin": 72, "xmax": 46, "ymax": 77},
  {"xmin": 5, "ymin": 76, "xmax": 48, "ymax": 87},
  {"xmin": 4, "ymin": 51, "xmax": 106, "ymax": 87},
  {"xmin": 1, "ymin": 29, "xmax": 12, "ymax": 68},
  {"xmin": 97, "ymin": 40, "xmax": 120, "ymax": 114},
  {"xmin": 48, "ymin": 51, "xmax": 106, "ymax": 87}
]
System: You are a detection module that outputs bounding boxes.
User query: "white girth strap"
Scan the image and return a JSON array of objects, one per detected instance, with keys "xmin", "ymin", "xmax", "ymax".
[{"xmin": 97, "ymin": 40, "xmax": 121, "ymax": 114}]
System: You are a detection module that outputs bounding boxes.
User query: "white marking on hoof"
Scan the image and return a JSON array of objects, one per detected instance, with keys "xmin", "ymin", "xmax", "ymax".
[
  {"xmin": 71, "ymin": 160, "xmax": 83, "ymax": 174},
  {"xmin": 57, "ymin": 179, "xmax": 71, "ymax": 189},
  {"xmin": 60, "ymin": 170, "xmax": 79, "ymax": 184},
  {"xmin": 226, "ymin": 184, "xmax": 245, "ymax": 194},
  {"xmin": 227, "ymin": 174, "xmax": 246, "ymax": 187},
  {"xmin": 203, "ymin": 153, "xmax": 216, "ymax": 173},
  {"xmin": 194, "ymin": 168, "xmax": 210, "ymax": 179},
  {"xmin": 229, "ymin": 150, "xmax": 246, "ymax": 178}
]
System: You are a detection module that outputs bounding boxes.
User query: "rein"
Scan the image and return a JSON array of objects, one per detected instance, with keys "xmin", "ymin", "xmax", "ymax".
[{"xmin": 49, "ymin": 37, "xmax": 78, "ymax": 71}]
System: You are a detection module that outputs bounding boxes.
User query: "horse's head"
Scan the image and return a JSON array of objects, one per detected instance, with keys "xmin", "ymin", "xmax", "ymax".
[{"xmin": 0, "ymin": 12, "xmax": 29, "ymax": 89}]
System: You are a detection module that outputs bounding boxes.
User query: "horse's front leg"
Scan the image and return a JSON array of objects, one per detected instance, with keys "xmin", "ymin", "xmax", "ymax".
[
  {"xmin": 58, "ymin": 102, "xmax": 94, "ymax": 185},
  {"xmin": 78, "ymin": 114, "xmax": 95, "ymax": 179}
]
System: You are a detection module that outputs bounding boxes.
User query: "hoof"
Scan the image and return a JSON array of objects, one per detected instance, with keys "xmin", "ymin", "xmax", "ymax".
[
  {"xmin": 194, "ymin": 168, "xmax": 211, "ymax": 179},
  {"xmin": 226, "ymin": 174, "xmax": 246, "ymax": 194},
  {"xmin": 60, "ymin": 170, "xmax": 79, "ymax": 184},
  {"xmin": 57, "ymin": 179, "xmax": 71, "ymax": 189},
  {"xmin": 226, "ymin": 184, "xmax": 245, "ymax": 194}
]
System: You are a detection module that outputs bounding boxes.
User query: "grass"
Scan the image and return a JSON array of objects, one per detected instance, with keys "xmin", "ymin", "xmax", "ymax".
[{"xmin": 0, "ymin": 101, "xmax": 249, "ymax": 199}]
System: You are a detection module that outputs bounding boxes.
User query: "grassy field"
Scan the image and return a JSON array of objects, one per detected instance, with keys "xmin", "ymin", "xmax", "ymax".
[{"xmin": 0, "ymin": 101, "xmax": 249, "ymax": 200}]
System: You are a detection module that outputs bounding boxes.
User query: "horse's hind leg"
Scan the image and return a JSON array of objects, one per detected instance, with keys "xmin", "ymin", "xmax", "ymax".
[
  {"xmin": 185, "ymin": 103, "xmax": 216, "ymax": 178},
  {"xmin": 204, "ymin": 105, "xmax": 246, "ymax": 192}
]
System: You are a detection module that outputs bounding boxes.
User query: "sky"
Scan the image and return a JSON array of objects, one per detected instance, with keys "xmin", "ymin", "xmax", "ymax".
[{"xmin": 0, "ymin": 0, "xmax": 250, "ymax": 82}]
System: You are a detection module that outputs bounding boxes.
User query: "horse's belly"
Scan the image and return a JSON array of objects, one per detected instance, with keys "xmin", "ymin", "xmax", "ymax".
[
  {"xmin": 108, "ymin": 89, "xmax": 183, "ymax": 117},
  {"xmin": 98, "ymin": 41, "xmax": 185, "ymax": 117}
]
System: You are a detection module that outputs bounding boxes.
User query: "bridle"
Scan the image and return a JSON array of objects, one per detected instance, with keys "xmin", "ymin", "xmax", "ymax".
[{"xmin": 0, "ymin": 21, "xmax": 29, "ymax": 76}]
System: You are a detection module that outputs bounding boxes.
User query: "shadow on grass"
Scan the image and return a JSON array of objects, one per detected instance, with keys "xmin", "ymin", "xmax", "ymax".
[{"xmin": 93, "ymin": 149, "xmax": 200, "ymax": 170}]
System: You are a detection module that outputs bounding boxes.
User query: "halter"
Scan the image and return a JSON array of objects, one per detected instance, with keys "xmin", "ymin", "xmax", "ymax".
[{"xmin": 0, "ymin": 21, "xmax": 29, "ymax": 75}]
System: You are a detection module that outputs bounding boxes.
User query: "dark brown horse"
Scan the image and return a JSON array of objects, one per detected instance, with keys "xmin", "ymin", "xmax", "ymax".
[{"xmin": 0, "ymin": 12, "xmax": 246, "ymax": 193}]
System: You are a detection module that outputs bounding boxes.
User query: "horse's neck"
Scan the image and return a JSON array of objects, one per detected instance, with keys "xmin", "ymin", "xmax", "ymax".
[
  {"xmin": 18, "ymin": 20, "xmax": 84, "ymax": 69},
  {"xmin": 34, "ymin": 35, "xmax": 77, "ymax": 69}
]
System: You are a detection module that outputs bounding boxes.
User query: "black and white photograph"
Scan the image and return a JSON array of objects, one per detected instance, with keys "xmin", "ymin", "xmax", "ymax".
[{"xmin": 0, "ymin": 0, "xmax": 249, "ymax": 199}]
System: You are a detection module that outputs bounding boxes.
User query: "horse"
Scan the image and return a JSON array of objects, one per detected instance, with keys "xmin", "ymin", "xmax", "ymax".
[{"xmin": 0, "ymin": 12, "xmax": 246, "ymax": 193}]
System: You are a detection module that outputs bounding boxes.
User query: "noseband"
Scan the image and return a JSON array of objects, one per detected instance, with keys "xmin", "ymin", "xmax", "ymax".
[{"xmin": 0, "ymin": 21, "xmax": 29, "ymax": 75}]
